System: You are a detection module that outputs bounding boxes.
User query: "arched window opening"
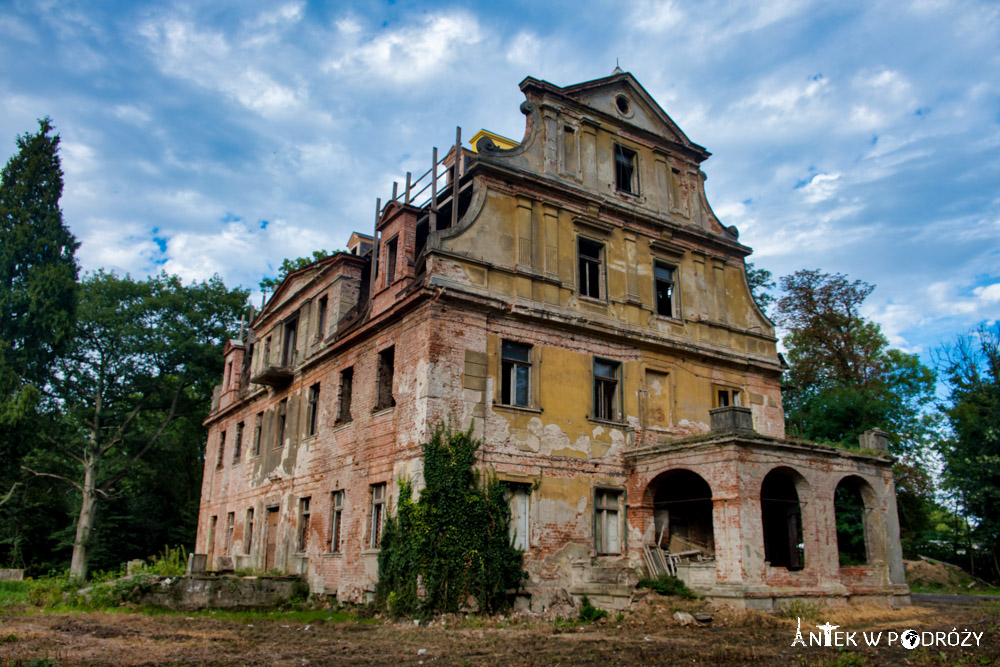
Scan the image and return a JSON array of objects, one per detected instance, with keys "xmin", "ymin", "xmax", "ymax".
[
  {"xmin": 651, "ymin": 470, "xmax": 714, "ymax": 558},
  {"xmin": 761, "ymin": 469, "xmax": 805, "ymax": 570},
  {"xmin": 835, "ymin": 476, "xmax": 870, "ymax": 566}
]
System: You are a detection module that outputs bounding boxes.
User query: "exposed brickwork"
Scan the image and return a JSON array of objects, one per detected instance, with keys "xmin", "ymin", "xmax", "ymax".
[{"xmin": 195, "ymin": 71, "xmax": 906, "ymax": 611}]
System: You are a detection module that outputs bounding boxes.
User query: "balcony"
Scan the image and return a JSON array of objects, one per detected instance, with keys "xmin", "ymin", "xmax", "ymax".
[{"xmin": 251, "ymin": 365, "xmax": 293, "ymax": 387}]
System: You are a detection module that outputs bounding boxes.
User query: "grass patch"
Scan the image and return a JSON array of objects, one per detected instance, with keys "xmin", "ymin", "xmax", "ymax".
[
  {"xmin": 0, "ymin": 580, "xmax": 31, "ymax": 607},
  {"xmin": 636, "ymin": 574, "xmax": 698, "ymax": 600},
  {"xmin": 578, "ymin": 596, "xmax": 608, "ymax": 623},
  {"xmin": 776, "ymin": 599, "xmax": 826, "ymax": 623}
]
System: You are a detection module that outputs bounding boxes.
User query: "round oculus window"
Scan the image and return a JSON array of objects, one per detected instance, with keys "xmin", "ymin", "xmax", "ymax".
[{"xmin": 615, "ymin": 94, "xmax": 632, "ymax": 116}]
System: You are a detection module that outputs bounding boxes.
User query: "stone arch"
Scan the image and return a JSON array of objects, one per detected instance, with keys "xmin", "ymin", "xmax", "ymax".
[
  {"xmin": 646, "ymin": 468, "xmax": 715, "ymax": 557},
  {"xmin": 760, "ymin": 466, "xmax": 809, "ymax": 571},
  {"xmin": 834, "ymin": 474, "xmax": 877, "ymax": 566}
]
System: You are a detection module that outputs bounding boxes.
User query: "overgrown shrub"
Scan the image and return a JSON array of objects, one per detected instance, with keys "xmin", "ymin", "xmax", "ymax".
[
  {"xmin": 146, "ymin": 545, "xmax": 188, "ymax": 576},
  {"xmin": 578, "ymin": 596, "xmax": 608, "ymax": 622},
  {"xmin": 375, "ymin": 422, "xmax": 526, "ymax": 618},
  {"xmin": 636, "ymin": 574, "xmax": 697, "ymax": 599}
]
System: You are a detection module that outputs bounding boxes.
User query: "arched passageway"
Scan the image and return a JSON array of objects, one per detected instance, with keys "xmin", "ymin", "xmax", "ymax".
[
  {"xmin": 835, "ymin": 475, "xmax": 872, "ymax": 566},
  {"xmin": 761, "ymin": 468, "xmax": 806, "ymax": 570},
  {"xmin": 649, "ymin": 469, "xmax": 714, "ymax": 557}
]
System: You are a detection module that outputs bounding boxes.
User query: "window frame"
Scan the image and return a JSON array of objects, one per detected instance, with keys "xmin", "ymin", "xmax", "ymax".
[
  {"xmin": 613, "ymin": 144, "xmax": 639, "ymax": 195},
  {"xmin": 714, "ymin": 385, "xmax": 743, "ymax": 408},
  {"xmin": 282, "ymin": 315, "xmax": 299, "ymax": 368},
  {"xmin": 276, "ymin": 398, "xmax": 288, "ymax": 449},
  {"xmin": 592, "ymin": 357, "xmax": 622, "ymax": 422},
  {"xmin": 306, "ymin": 383, "xmax": 320, "ymax": 437},
  {"xmin": 653, "ymin": 260, "xmax": 677, "ymax": 319},
  {"xmin": 385, "ymin": 235, "xmax": 399, "ymax": 286},
  {"xmin": 500, "ymin": 340, "xmax": 533, "ymax": 408},
  {"xmin": 375, "ymin": 347, "xmax": 396, "ymax": 411},
  {"xmin": 297, "ymin": 497, "xmax": 311, "ymax": 553},
  {"xmin": 337, "ymin": 367, "xmax": 354, "ymax": 424},
  {"xmin": 369, "ymin": 483, "xmax": 386, "ymax": 549},
  {"xmin": 233, "ymin": 422, "xmax": 244, "ymax": 462},
  {"xmin": 577, "ymin": 236, "xmax": 606, "ymax": 300},
  {"xmin": 244, "ymin": 508, "xmax": 254, "ymax": 555},
  {"xmin": 316, "ymin": 295, "xmax": 328, "ymax": 339},
  {"xmin": 503, "ymin": 482, "xmax": 531, "ymax": 552},
  {"xmin": 594, "ymin": 487, "xmax": 624, "ymax": 555},
  {"xmin": 225, "ymin": 512, "xmax": 235, "ymax": 556},
  {"xmin": 330, "ymin": 490, "xmax": 344, "ymax": 554},
  {"xmin": 252, "ymin": 412, "xmax": 263, "ymax": 457},
  {"xmin": 216, "ymin": 430, "xmax": 226, "ymax": 469}
]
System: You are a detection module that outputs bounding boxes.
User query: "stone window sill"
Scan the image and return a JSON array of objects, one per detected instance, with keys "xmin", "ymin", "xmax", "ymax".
[{"xmin": 494, "ymin": 403, "xmax": 542, "ymax": 415}]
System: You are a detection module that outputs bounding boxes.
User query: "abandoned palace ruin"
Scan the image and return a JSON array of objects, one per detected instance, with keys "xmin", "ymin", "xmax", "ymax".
[{"xmin": 196, "ymin": 71, "xmax": 909, "ymax": 610}]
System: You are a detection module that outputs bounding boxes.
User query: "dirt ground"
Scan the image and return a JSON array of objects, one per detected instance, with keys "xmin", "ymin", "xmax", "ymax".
[{"xmin": 1, "ymin": 595, "xmax": 998, "ymax": 666}]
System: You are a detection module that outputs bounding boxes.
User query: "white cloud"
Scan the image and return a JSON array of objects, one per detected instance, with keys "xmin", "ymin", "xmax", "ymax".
[
  {"xmin": 506, "ymin": 31, "xmax": 541, "ymax": 67},
  {"xmin": 325, "ymin": 12, "xmax": 484, "ymax": 84},
  {"xmin": 253, "ymin": 3, "xmax": 304, "ymax": 28},
  {"xmin": 629, "ymin": 0, "xmax": 683, "ymax": 32},
  {"xmin": 77, "ymin": 220, "xmax": 160, "ymax": 276},
  {"xmin": 799, "ymin": 172, "xmax": 840, "ymax": 204},
  {"xmin": 737, "ymin": 76, "xmax": 828, "ymax": 114},
  {"xmin": 854, "ymin": 68, "xmax": 911, "ymax": 99},
  {"xmin": 973, "ymin": 282, "xmax": 1000, "ymax": 304}
]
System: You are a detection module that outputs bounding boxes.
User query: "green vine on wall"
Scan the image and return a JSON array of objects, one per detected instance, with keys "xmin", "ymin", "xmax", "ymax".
[{"xmin": 375, "ymin": 422, "xmax": 526, "ymax": 617}]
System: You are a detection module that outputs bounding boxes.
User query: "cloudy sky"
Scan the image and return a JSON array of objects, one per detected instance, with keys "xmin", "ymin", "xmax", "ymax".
[{"xmin": 1, "ymin": 0, "xmax": 997, "ymax": 366}]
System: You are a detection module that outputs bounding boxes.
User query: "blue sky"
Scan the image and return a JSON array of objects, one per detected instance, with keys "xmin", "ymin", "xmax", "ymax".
[{"xmin": 1, "ymin": 0, "xmax": 997, "ymax": 366}]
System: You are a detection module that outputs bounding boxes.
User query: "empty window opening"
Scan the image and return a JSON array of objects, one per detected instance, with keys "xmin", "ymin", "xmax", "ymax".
[
  {"xmin": 650, "ymin": 470, "xmax": 714, "ymax": 558},
  {"xmin": 376, "ymin": 347, "xmax": 395, "ymax": 410},
  {"xmin": 594, "ymin": 358, "xmax": 621, "ymax": 421},
  {"xmin": 208, "ymin": 515, "xmax": 217, "ymax": 561},
  {"xmin": 595, "ymin": 488, "xmax": 623, "ymax": 554},
  {"xmin": 245, "ymin": 508, "xmax": 254, "ymax": 555},
  {"xmin": 370, "ymin": 483, "xmax": 386, "ymax": 548},
  {"xmin": 835, "ymin": 476, "xmax": 870, "ymax": 566},
  {"xmin": 761, "ymin": 468, "xmax": 805, "ymax": 570},
  {"xmin": 253, "ymin": 412, "xmax": 263, "ymax": 456},
  {"xmin": 504, "ymin": 483, "xmax": 531, "ymax": 551},
  {"xmin": 615, "ymin": 95, "xmax": 632, "ymax": 115},
  {"xmin": 298, "ymin": 497, "xmax": 311, "ymax": 552},
  {"xmin": 577, "ymin": 237, "xmax": 604, "ymax": 299},
  {"xmin": 330, "ymin": 490, "xmax": 344, "ymax": 553},
  {"xmin": 654, "ymin": 261, "xmax": 676, "ymax": 317},
  {"xmin": 216, "ymin": 430, "xmax": 226, "ymax": 469},
  {"xmin": 225, "ymin": 360, "xmax": 233, "ymax": 390},
  {"xmin": 386, "ymin": 236, "xmax": 398, "ymax": 285},
  {"xmin": 306, "ymin": 383, "xmax": 320, "ymax": 437},
  {"xmin": 263, "ymin": 336, "xmax": 272, "ymax": 366},
  {"xmin": 716, "ymin": 387, "xmax": 742, "ymax": 407},
  {"xmin": 501, "ymin": 340, "xmax": 532, "ymax": 407},
  {"xmin": 282, "ymin": 316, "xmax": 298, "ymax": 367},
  {"xmin": 338, "ymin": 367, "xmax": 354, "ymax": 423},
  {"xmin": 276, "ymin": 399, "xmax": 288, "ymax": 448},
  {"xmin": 225, "ymin": 512, "xmax": 235, "ymax": 556},
  {"xmin": 233, "ymin": 421, "xmax": 244, "ymax": 461},
  {"xmin": 316, "ymin": 296, "xmax": 328, "ymax": 339},
  {"xmin": 614, "ymin": 144, "xmax": 638, "ymax": 194}
]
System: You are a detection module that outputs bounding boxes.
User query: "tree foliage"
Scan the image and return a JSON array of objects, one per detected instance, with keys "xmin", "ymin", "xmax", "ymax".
[
  {"xmin": 745, "ymin": 262, "xmax": 775, "ymax": 314},
  {"xmin": 376, "ymin": 422, "xmax": 525, "ymax": 617},
  {"xmin": 23, "ymin": 271, "xmax": 248, "ymax": 579},
  {"xmin": 775, "ymin": 269, "xmax": 935, "ymax": 453},
  {"xmin": 936, "ymin": 322, "xmax": 1000, "ymax": 579},
  {"xmin": 259, "ymin": 249, "xmax": 342, "ymax": 291}
]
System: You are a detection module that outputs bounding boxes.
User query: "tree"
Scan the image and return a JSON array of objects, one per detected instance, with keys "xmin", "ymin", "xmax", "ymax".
[
  {"xmin": 24, "ymin": 271, "xmax": 248, "ymax": 580},
  {"xmin": 259, "ymin": 249, "xmax": 341, "ymax": 291},
  {"xmin": 376, "ymin": 422, "xmax": 525, "ymax": 617},
  {"xmin": 775, "ymin": 269, "xmax": 935, "ymax": 452},
  {"xmin": 0, "ymin": 118, "xmax": 78, "ymax": 561},
  {"xmin": 936, "ymin": 322, "xmax": 1000, "ymax": 579},
  {"xmin": 745, "ymin": 262, "xmax": 775, "ymax": 314}
]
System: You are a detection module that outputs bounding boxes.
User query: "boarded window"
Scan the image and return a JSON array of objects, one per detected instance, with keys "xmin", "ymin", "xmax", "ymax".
[
  {"xmin": 644, "ymin": 370, "xmax": 670, "ymax": 428},
  {"xmin": 577, "ymin": 237, "xmax": 604, "ymax": 299},
  {"xmin": 370, "ymin": 483, "xmax": 386, "ymax": 548},
  {"xmin": 338, "ymin": 367, "xmax": 354, "ymax": 423},
  {"xmin": 614, "ymin": 144, "xmax": 638, "ymax": 194},
  {"xmin": 595, "ymin": 489, "xmax": 622, "ymax": 554},
  {"xmin": 504, "ymin": 483, "xmax": 530, "ymax": 551},
  {"xmin": 244, "ymin": 508, "xmax": 254, "ymax": 555},
  {"xmin": 501, "ymin": 340, "xmax": 532, "ymax": 407},
  {"xmin": 330, "ymin": 490, "xmax": 344, "ymax": 553},
  {"xmin": 298, "ymin": 497, "xmax": 311, "ymax": 552},
  {"xmin": 306, "ymin": 383, "xmax": 320, "ymax": 436},
  {"xmin": 376, "ymin": 348, "xmax": 395, "ymax": 410},
  {"xmin": 594, "ymin": 358, "xmax": 621, "ymax": 421},
  {"xmin": 654, "ymin": 261, "xmax": 675, "ymax": 317}
]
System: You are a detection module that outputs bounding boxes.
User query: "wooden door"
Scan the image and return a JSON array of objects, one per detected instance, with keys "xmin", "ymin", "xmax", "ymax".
[{"xmin": 265, "ymin": 507, "xmax": 279, "ymax": 571}]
